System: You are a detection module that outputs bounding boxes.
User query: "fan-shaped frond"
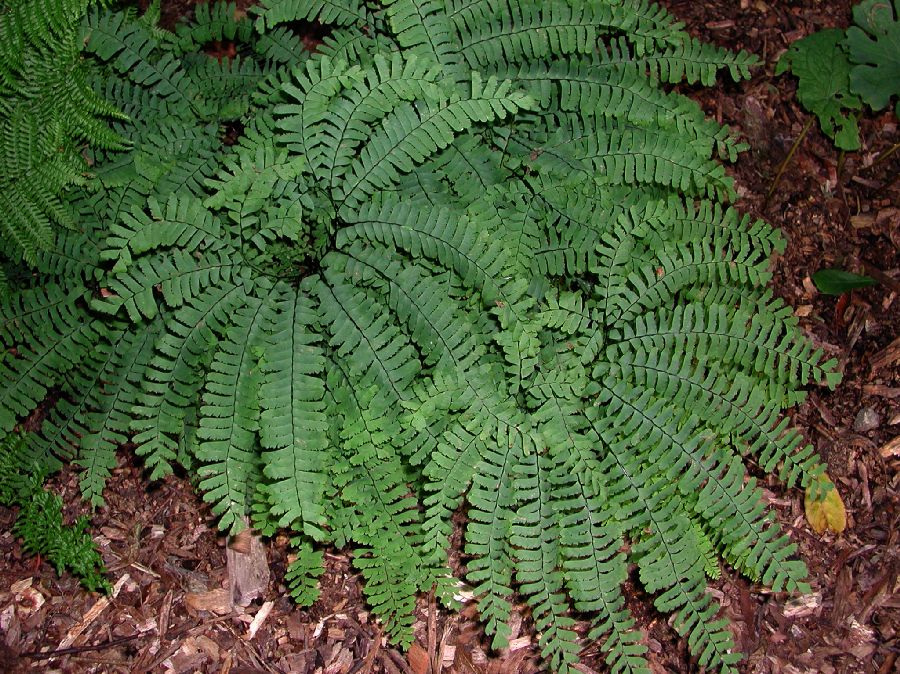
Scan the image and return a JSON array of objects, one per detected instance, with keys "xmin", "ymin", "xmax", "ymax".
[
  {"xmin": 384, "ymin": 0, "xmax": 459, "ymax": 71},
  {"xmin": 0, "ymin": 287, "xmax": 100, "ymax": 437},
  {"xmin": 334, "ymin": 74, "xmax": 533, "ymax": 208},
  {"xmin": 102, "ymin": 194, "xmax": 228, "ymax": 273},
  {"xmin": 512, "ymin": 451, "xmax": 580, "ymax": 672},
  {"xmin": 94, "ymin": 249, "xmax": 245, "ymax": 321},
  {"xmin": 37, "ymin": 325, "xmax": 158, "ymax": 505},
  {"xmin": 316, "ymin": 269, "xmax": 420, "ymax": 402},
  {"xmin": 86, "ymin": 9, "xmax": 193, "ymax": 108},
  {"xmin": 172, "ymin": 1, "xmax": 253, "ymax": 55},
  {"xmin": 466, "ymin": 419, "xmax": 530, "ymax": 648},
  {"xmin": 132, "ymin": 283, "xmax": 251, "ymax": 478}
]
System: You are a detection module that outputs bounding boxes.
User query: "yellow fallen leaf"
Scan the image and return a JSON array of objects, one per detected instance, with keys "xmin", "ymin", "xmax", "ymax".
[{"xmin": 804, "ymin": 474, "xmax": 846, "ymax": 535}]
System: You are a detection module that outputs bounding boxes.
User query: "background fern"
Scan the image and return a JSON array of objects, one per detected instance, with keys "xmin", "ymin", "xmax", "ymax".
[
  {"xmin": 0, "ymin": 2, "xmax": 838, "ymax": 672},
  {"xmin": 0, "ymin": 433, "xmax": 109, "ymax": 592},
  {"xmin": 0, "ymin": 0, "xmax": 124, "ymax": 267}
]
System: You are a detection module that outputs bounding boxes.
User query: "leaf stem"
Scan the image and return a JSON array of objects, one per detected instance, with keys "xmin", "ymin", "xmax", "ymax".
[
  {"xmin": 765, "ymin": 116, "xmax": 814, "ymax": 210},
  {"xmin": 863, "ymin": 140, "xmax": 900, "ymax": 172}
]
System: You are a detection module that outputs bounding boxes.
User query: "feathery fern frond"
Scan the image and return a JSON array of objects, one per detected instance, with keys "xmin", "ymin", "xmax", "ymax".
[
  {"xmin": 252, "ymin": 0, "xmax": 373, "ymax": 31},
  {"xmin": 0, "ymin": 0, "xmax": 123, "ymax": 264},
  {"xmin": 257, "ymin": 284, "xmax": 328, "ymax": 538}
]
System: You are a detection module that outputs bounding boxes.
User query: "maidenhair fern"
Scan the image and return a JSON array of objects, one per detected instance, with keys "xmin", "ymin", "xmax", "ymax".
[{"xmin": 0, "ymin": 2, "xmax": 838, "ymax": 672}]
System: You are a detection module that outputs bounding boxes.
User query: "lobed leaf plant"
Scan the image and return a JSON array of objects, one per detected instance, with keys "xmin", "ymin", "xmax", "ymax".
[
  {"xmin": 0, "ymin": 1, "xmax": 839, "ymax": 672},
  {"xmin": 776, "ymin": 0, "xmax": 900, "ymax": 151}
]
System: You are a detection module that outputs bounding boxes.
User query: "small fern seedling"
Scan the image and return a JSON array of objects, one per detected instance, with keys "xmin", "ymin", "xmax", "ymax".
[{"xmin": 0, "ymin": 433, "xmax": 109, "ymax": 593}]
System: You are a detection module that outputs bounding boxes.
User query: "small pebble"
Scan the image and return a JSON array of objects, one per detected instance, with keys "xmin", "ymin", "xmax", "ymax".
[{"xmin": 853, "ymin": 406, "xmax": 881, "ymax": 433}]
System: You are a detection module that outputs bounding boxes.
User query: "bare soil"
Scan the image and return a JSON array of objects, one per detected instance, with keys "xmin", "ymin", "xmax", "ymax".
[{"xmin": 1, "ymin": 1, "xmax": 897, "ymax": 673}]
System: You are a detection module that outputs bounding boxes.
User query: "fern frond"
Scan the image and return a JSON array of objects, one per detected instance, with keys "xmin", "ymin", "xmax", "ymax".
[
  {"xmin": 531, "ymin": 123, "xmax": 735, "ymax": 201},
  {"xmin": 338, "ymin": 198, "xmax": 508, "ymax": 301},
  {"xmin": 465, "ymin": 420, "xmax": 530, "ymax": 649},
  {"xmin": 353, "ymin": 537, "xmax": 420, "ymax": 645},
  {"xmin": 196, "ymin": 295, "xmax": 269, "ymax": 533},
  {"xmin": 0, "ymin": 287, "xmax": 100, "ymax": 437},
  {"xmin": 635, "ymin": 503, "xmax": 740, "ymax": 673},
  {"xmin": 172, "ymin": 1, "xmax": 253, "ymax": 55},
  {"xmin": 333, "ymin": 74, "xmax": 533, "ymax": 208},
  {"xmin": 274, "ymin": 55, "xmax": 362, "ymax": 175},
  {"xmin": 254, "ymin": 25, "xmax": 309, "ymax": 64},
  {"xmin": 512, "ymin": 451, "xmax": 580, "ymax": 672},
  {"xmin": 316, "ymin": 270, "xmax": 420, "ymax": 402},
  {"xmin": 409, "ymin": 133, "xmax": 506, "ymax": 205},
  {"xmin": 384, "ymin": 0, "xmax": 459, "ymax": 71},
  {"xmin": 453, "ymin": 0, "xmax": 615, "ymax": 69},
  {"xmin": 0, "ymin": 0, "xmax": 122, "ymax": 261},
  {"xmin": 86, "ymin": 9, "xmax": 193, "ymax": 108},
  {"xmin": 34, "ymin": 228, "xmax": 104, "ymax": 284},
  {"xmin": 316, "ymin": 27, "xmax": 397, "ymax": 65},
  {"xmin": 35, "ymin": 325, "xmax": 158, "ymax": 505},
  {"xmin": 93, "ymin": 249, "xmax": 245, "ymax": 321},
  {"xmin": 0, "ymin": 432, "xmax": 109, "ymax": 592},
  {"xmin": 184, "ymin": 55, "xmax": 271, "ymax": 120},
  {"xmin": 304, "ymin": 53, "xmax": 446, "ymax": 188},
  {"xmin": 589, "ymin": 384, "xmax": 745, "ymax": 671},
  {"xmin": 252, "ymin": 0, "xmax": 372, "ymax": 31},
  {"xmin": 284, "ymin": 538, "xmax": 324, "ymax": 605},
  {"xmin": 132, "ymin": 283, "xmax": 251, "ymax": 478},
  {"xmin": 336, "ymin": 242, "xmax": 485, "ymax": 371},
  {"xmin": 643, "ymin": 36, "xmax": 757, "ymax": 86},
  {"xmin": 416, "ymin": 386, "xmax": 482, "ymax": 566},
  {"xmin": 326, "ymin": 374, "xmax": 423, "ymax": 644},
  {"xmin": 101, "ymin": 194, "xmax": 228, "ymax": 273},
  {"xmin": 257, "ymin": 283, "xmax": 328, "ymax": 538},
  {"xmin": 528, "ymin": 372, "xmax": 649, "ymax": 673}
]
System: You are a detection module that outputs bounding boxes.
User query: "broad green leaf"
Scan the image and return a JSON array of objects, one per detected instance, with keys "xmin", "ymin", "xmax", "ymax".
[
  {"xmin": 776, "ymin": 29, "xmax": 862, "ymax": 150},
  {"xmin": 811, "ymin": 268, "xmax": 877, "ymax": 295},
  {"xmin": 844, "ymin": 0, "xmax": 900, "ymax": 110}
]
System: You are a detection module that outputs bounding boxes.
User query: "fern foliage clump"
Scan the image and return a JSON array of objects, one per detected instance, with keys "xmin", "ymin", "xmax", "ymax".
[
  {"xmin": 0, "ymin": 433, "xmax": 109, "ymax": 592},
  {"xmin": 0, "ymin": 0, "xmax": 124, "ymax": 267},
  {"xmin": 0, "ymin": 1, "xmax": 838, "ymax": 672}
]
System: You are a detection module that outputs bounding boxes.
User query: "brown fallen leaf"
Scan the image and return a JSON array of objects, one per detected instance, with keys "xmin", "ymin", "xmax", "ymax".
[
  {"xmin": 804, "ymin": 474, "xmax": 847, "ymax": 535},
  {"xmin": 408, "ymin": 642, "xmax": 430, "ymax": 674}
]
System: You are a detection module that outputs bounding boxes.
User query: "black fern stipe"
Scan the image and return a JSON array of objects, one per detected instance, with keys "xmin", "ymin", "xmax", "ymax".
[{"xmin": 0, "ymin": 2, "xmax": 838, "ymax": 672}]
